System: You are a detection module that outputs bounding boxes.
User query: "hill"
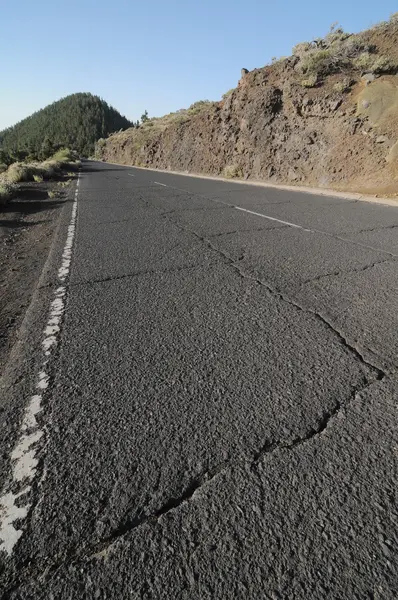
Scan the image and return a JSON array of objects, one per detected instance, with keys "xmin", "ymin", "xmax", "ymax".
[
  {"xmin": 0, "ymin": 93, "xmax": 131, "ymax": 159},
  {"xmin": 97, "ymin": 15, "xmax": 398, "ymax": 195}
]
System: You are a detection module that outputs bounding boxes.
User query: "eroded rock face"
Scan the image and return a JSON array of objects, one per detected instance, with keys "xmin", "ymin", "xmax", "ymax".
[{"xmin": 101, "ymin": 26, "xmax": 398, "ymax": 194}]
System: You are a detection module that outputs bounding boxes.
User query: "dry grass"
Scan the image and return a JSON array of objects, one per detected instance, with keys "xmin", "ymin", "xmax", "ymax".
[
  {"xmin": 223, "ymin": 164, "xmax": 243, "ymax": 178},
  {"xmin": 5, "ymin": 163, "xmax": 33, "ymax": 184},
  {"xmin": 293, "ymin": 20, "xmax": 398, "ymax": 80},
  {"xmin": 0, "ymin": 148, "xmax": 80, "ymax": 205}
]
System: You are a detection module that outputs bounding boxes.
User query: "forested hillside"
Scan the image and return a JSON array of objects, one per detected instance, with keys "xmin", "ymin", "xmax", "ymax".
[{"xmin": 0, "ymin": 93, "xmax": 131, "ymax": 158}]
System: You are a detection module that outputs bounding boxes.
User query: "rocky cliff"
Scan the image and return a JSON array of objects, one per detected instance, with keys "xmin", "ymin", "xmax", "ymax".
[{"xmin": 98, "ymin": 16, "xmax": 398, "ymax": 195}]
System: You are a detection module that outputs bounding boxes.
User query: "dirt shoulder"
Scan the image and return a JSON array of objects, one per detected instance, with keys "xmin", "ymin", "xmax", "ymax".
[{"xmin": 0, "ymin": 176, "xmax": 75, "ymax": 374}]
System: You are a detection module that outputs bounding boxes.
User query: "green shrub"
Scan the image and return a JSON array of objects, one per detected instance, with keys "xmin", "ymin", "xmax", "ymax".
[
  {"xmin": 333, "ymin": 78, "xmax": 352, "ymax": 93},
  {"xmin": 51, "ymin": 148, "xmax": 73, "ymax": 162},
  {"xmin": 0, "ymin": 163, "xmax": 7, "ymax": 174},
  {"xmin": 189, "ymin": 100, "xmax": 211, "ymax": 111},
  {"xmin": 301, "ymin": 49, "xmax": 332, "ymax": 75},
  {"xmin": 58, "ymin": 179, "xmax": 72, "ymax": 187},
  {"xmin": 0, "ymin": 150, "xmax": 15, "ymax": 167},
  {"xmin": 293, "ymin": 42, "xmax": 312, "ymax": 57},
  {"xmin": 293, "ymin": 25, "xmax": 372, "ymax": 79},
  {"xmin": 223, "ymin": 164, "xmax": 243, "ymax": 178},
  {"xmin": 371, "ymin": 55, "xmax": 398, "ymax": 73},
  {"xmin": 0, "ymin": 182, "xmax": 15, "ymax": 204},
  {"xmin": 301, "ymin": 74, "xmax": 318, "ymax": 87},
  {"xmin": 353, "ymin": 52, "xmax": 397, "ymax": 73},
  {"xmin": 33, "ymin": 174, "xmax": 43, "ymax": 182}
]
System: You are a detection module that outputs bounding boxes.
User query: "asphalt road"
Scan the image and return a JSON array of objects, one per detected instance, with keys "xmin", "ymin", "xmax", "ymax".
[{"xmin": 1, "ymin": 160, "xmax": 398, "ymax": 598}]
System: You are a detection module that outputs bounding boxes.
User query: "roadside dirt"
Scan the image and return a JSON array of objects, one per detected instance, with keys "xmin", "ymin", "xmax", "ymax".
[{"xmin": 0, "ymin": 178, "xmax": 73, "ymax": 375}]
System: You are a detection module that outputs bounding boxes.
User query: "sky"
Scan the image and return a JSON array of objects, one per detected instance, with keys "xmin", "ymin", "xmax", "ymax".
[{"xmin": 1, "ymin": 0, "xmax": 397, "ymax": 130}]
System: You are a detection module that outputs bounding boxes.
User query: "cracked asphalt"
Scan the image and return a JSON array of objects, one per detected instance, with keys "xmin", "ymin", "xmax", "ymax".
[{"xmin": 1, "ymin": 161, "xmax": 398, "ymax": 598}]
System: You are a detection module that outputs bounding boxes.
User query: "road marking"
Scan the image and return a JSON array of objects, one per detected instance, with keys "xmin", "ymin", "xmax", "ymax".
[
  {"xmin": 235, "ymin": 206, "xmax": 312, "ymax": 231},
  {"xmin": 153, "ymin": 178, "xmax": 398, "ymax": 258},
  {"xmin": 0, "ymin": 174, "xmax": 80, "ymax": 557},
  {"xmin": 128, "ymin": 173, "xmax": 135, "ymax": 177},
  {"xmin": 154, "ymin": 181, "xmax": 168, "ymax": 187},
  {"xmin": 235, "ymin": 207, "xmax": 398, "ymax": 257}
]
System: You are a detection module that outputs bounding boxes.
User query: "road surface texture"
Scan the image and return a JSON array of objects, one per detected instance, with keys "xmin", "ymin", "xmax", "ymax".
[{"xmin": 1, "ymin": 161, "xmax": 398, "ymax": 599}]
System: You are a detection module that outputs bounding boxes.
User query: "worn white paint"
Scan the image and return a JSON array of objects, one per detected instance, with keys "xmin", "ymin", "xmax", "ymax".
[
  {"xmin": 0, "ymin": 173, "xmax": 80, "ymax": 556},
  {"xmin": 234, "ymin": 206, "xmax": 311, "ymax": 231},
  {"xmin": 21, "ymin": 395, "xmax": 42, "ymax": 432},
  {"xmin": 0, "ymin": 490, "xmax": 30, "ymax": 556}
]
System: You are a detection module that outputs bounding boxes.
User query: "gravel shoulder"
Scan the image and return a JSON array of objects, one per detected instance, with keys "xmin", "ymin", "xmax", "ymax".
[{"xmin": 0, "ymin": 177, "xmax": 75, "ymax": 375}]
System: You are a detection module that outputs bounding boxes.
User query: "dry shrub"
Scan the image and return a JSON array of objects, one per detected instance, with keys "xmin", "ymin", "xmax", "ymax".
[{"xmin": 223, "ymin": 164, "xmax": 243, "ymax": 178}]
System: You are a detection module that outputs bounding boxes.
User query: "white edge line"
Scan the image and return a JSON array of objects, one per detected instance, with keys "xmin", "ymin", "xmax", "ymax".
[
  {"xmin": 0, "ymin": 174, "xmax": 80, "ymax": 556},
  {"xmin": 154, "ymin": 181, "xmax": 168, "ymax": 187}
]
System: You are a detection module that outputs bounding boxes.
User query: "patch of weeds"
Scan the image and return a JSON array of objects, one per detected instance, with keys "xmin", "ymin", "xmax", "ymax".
[
  {"xmin": 333, "ymin": 78, "xmax": 352, "ymax": 93},
  {"xmin": 223, "ymin": 164, "xmax": 243, "ymax": 178},
  {"xmin": 58, "ymin": 179, "xmax": 72, "ymax": 188},
  {"xmin": 353, "ymin": 52, "xmax": 398, "ymax": 73},
  {"xmin": 47, "ymin": 190, "xmax": 58, "ymax": 199},
  {"xmin": 301, "ymin": 74, "xmax": 318, "ymax": 87},
  {"xmin": 0, "ymin": 182, "xmax": 16, "ymax": 204},
  {"xmin": 33, "ymin": 174, "xmax": 43, "ymax": 183},
  {"xmin": 4, "ymin": 163, "xmax": 33, "ymax": 184}
]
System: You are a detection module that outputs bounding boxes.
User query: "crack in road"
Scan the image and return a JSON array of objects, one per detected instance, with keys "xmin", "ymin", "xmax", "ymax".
[
  {"xmin": 162, "ymin": 213, "xmax": 386, "ymax": 376},
  {"xmin": 68, "ymin": 261, "xmax": 221, "ymax": 288},
  {"xmin": 300, "ymin": 256, "xmax": 398, "ymax": 286},
  {"xmin": 3, "ymin": 175, "xmax": 393, "ymax": 595},
  {"xmin": 3, "ymin": 372, "xmax": 383, "ymax": 597},
  {"xmin": 207, "ymin": 225, "xmax": 289, "ymax": 238},
  {"xmin": 358, "ymin": 223, "xmax": 398, "ymax": 234}
]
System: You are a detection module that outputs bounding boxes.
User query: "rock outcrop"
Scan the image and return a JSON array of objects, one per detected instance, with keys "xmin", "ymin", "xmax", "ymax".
[{"xmin": 98, "ymin": 17, "xmax": 398, "ymax": 195}]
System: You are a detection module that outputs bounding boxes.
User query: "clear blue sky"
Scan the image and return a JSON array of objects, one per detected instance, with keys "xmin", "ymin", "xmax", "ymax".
[{"xmin": 1, "ymin": 0, "xmax": 396, "ymax": 130}]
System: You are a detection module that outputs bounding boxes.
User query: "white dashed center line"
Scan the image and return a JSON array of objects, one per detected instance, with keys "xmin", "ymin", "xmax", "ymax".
[{"xmin": 234, "ymin": 206, "xmax": 312, "ymax": 231}]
